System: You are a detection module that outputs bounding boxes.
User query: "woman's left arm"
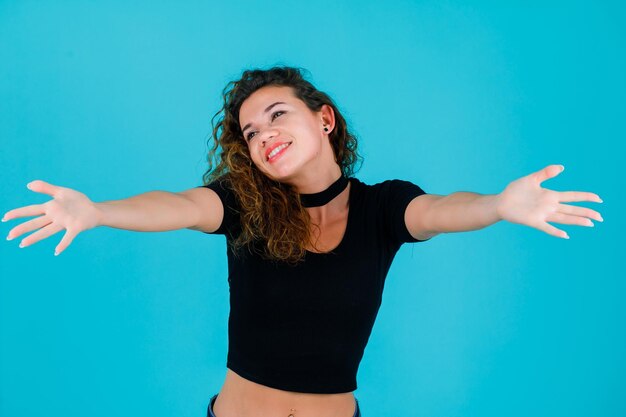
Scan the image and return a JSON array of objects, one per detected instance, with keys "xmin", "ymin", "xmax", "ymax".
[{"xmin": 405, "ymin": 164, "xmax": 604, "ymax": 240}]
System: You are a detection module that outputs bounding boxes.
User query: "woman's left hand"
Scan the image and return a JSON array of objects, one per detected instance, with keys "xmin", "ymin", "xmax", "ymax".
[{"xmin": 495, "ymin": 164, "xmax": 604, "ymax": 239}]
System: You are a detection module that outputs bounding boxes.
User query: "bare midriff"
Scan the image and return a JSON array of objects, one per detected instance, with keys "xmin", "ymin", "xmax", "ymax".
[{"xmin": 212, "ymin": 368, "xmax": 357, "ymax": 417}]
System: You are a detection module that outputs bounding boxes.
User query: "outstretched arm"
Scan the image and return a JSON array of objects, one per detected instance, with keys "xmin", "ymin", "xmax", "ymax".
[
  {"xmin": 404, "ymin": 164, "xmax": 604, "ymax": 241},
  {"xmin": 3, "ymin": 180, "xmax": 224, "ymax": 256}
]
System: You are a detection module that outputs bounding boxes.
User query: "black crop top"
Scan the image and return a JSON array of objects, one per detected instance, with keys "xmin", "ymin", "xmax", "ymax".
[{"xmin": 196, "ymin": 176, "xmax": 428, "ymax": 393}]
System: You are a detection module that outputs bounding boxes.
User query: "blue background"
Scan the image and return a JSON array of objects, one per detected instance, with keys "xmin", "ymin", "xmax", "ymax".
[{"xmin": 1, "ymin": 1, "xmax": 624, "ymax": 416}]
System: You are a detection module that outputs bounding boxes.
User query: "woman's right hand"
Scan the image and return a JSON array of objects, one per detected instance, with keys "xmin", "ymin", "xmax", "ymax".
[{"xmin": 3, "ymin": 180, "xmax": 103, "ymax": 256}]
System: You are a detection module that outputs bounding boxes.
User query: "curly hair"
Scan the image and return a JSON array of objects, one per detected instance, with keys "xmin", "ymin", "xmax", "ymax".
[{"xmin": 201, "ymin": 66, "xmax": 363, "ymax": 264}]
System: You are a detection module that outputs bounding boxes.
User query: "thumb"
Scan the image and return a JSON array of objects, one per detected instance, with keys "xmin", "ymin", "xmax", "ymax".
[
  {"xmin": 27, "ymin": 180, "xmax": 63, "ymax": 197},
  {"xmin": 534, "ymin": 164, "xmax": 564, "ymax": 184}
]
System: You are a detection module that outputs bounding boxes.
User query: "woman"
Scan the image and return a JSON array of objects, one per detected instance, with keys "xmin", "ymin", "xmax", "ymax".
[{"xmin": 2, "ymin": 66, "xmax": 603, "ymax": 417}]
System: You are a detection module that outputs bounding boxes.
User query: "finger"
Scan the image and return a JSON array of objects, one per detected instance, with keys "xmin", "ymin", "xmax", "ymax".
[
  {"xmin": 55, "ymin": 228, "xmax": 79, "ymax": 256},
  {"xmin": 534, "ymin": 164, "xmax": 564, "ymax": 184},
  {"xmin": 19, "ymin": 222, "xmax": 64, "ymax": 248},
  {"xmin": 2, "ymin": 204, "xmax": 46, "ymax": 222},
  {"xmin": 546, "ymin": 212, "xmax": 595, "ymax": 227},
  {"xmin": 536, "ymin": 221, "xmax": 569, "ymax": 239},
  {"xmin": 557, "ymin": 191, "xmax": 603, "ymax": 203},
  {"xmin": 556, "ymin": 203, "xmax": 603, "ymax": 222},
  {"xmin": 27, "ymin": 179, "xmax": 63, "ymax": 197},
  {"xmin": 7, "ymin": 215, "xmax": 52, "ymax": 240}
]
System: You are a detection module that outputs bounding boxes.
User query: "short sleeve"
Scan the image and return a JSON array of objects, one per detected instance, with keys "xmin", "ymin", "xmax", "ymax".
[
  {"xmin": 379, "ymin": 179, "xmax": 429, "ymax": 244},
  {"xmin": 195, "ymin": 175, "xmax": 240, "ymax": 236}
]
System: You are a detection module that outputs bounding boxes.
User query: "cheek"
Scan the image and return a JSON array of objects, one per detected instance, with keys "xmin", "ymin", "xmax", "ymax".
[
  {"xmin": 246, "ymin": 142, "xmax": 258, "ymax": 157},
  {"xmin": 248, "ymin": 143, "xmax": 265, "ymax": 165}
]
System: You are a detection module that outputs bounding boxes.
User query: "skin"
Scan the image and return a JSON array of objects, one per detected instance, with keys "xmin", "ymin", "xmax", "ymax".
[
  {"xmin": 239, "ymin": 85, "xmax": 338, "ymax": 192},
  {"xmin": 403, "ymin": 164, "xmax": 604, "ymax": 242},
  {"xmin": 2, "ymin": 85, "xmax": 604, "ymax": 417}
]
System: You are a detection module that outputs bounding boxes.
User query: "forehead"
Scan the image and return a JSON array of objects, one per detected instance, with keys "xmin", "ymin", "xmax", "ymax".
[{"xmin": 239, "ymin": 85, "xmax": 299, "ymax": 125}]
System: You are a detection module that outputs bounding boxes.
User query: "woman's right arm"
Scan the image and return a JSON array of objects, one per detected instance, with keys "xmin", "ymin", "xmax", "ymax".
[
  {"xmin": 99, "ymin": 187, "xmax": 223, "ymax": 233},
  {"xmin": 2, "ymin": 180, "xmax": 224, "ymax": 256}
]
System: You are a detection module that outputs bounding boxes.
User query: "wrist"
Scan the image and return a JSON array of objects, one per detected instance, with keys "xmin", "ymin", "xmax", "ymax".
[
  {"xmin": 493, "ymin": 193, "xmax": 505, "ymax": 221},
  {"xmin": 93, "ymin": 202, "xmax": 107, "ymax": 228}
]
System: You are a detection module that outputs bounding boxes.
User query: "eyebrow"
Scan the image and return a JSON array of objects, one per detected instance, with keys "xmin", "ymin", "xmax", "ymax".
[{"xmin": 241, "ymin": 101, "xmax": 287, "ymax": 135}]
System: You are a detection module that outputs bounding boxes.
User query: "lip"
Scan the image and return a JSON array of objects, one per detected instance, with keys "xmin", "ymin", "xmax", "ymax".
[{"xmin": 265, "ymin": 141, "xmax": 292, "ymax": 161}]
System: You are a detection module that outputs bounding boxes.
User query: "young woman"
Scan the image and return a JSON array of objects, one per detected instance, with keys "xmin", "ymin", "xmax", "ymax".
[{"xmin": 3, "ymin": 66, "xmax": 603, "ymax": 417}]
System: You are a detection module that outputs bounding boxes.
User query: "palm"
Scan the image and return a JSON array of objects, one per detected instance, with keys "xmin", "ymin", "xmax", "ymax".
[
  {"xmin": 3, "ymin": 180, "xmax": 101, "ymax": 255},
  {"xmin": 496, "ymin": 164, "xmax": 603, "ymax": 239}
]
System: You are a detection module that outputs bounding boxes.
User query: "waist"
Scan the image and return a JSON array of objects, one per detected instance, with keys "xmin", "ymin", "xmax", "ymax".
[{"xmin": 214, "ymin": 368, "xmax": 357, "ymax": 417}]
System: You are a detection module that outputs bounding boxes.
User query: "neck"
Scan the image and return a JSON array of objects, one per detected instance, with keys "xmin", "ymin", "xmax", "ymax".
[
  {"xmin": 289, "ymin": 165, "xmax": 344, "ymax": 194},
  {"xmin": 299, "ymin": 173, "xmax": 348, "ymax": 208}
]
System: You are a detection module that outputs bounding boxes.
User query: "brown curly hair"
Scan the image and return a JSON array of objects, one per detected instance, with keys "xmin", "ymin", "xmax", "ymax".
[{"xmin": 201, "ymin": 66, "xmax": 363, "ymax": 264}]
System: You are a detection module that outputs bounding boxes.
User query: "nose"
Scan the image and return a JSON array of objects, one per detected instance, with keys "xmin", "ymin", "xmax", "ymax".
[{"xmin": 260, "ymin": 127, "xmax": 279, "ymax": 146}]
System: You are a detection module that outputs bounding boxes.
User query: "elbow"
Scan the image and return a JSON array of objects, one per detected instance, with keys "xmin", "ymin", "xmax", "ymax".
[{"xmin": 414, "ymin": 230, "xmax": 440, "ymax": 241}]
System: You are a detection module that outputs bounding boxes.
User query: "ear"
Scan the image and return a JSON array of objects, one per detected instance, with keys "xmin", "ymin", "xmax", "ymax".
[{"xmin": 319, "ymin": 104, "xmax": 336, "ymax": 134}]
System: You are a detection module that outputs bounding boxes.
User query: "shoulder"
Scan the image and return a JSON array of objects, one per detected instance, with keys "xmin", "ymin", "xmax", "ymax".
[
  {"xmin": 200, "ymin": 173, "xmax": 234, "ymax": 189},
  {"xmin": 350, "ymin": 177, "xmax": 426, "ymax": 200},
  {"xmin": 191, "ymin": 173, "xmax": 241, "ymax": 235},
  {"xmin": 350, "ymin": 176, "xmax": 431, "ymax": 243}
]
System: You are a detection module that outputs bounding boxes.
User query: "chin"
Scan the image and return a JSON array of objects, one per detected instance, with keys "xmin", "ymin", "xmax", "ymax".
[{"xmin": 258, "ymin": 164, "xmax": 299, "ymax": 184}]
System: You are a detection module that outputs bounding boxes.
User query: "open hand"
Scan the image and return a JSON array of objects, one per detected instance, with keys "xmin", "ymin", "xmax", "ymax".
[
  {"xmin": 495, "ymin": 164, "xmax": 604, "ymax": 239},
  {"xmin": 3, "ymin": 180, "xmax": 102, "ymax": 255}
]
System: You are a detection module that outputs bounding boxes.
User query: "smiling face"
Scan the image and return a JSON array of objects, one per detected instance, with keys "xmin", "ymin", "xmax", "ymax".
[{"xmin": 238, "ymin": 85, "xmax": 336, "ymax": 184}]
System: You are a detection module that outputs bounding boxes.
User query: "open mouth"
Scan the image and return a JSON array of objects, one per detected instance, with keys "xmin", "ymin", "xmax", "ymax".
[{"xmin": 267, "ymin": 142, "xmax": 292, "ymax": 162}]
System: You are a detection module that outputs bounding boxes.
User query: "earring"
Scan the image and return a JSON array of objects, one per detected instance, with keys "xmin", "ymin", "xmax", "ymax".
[{"xmin": 323, "ymin": 126, "xmax": 329, "ymax": 132}]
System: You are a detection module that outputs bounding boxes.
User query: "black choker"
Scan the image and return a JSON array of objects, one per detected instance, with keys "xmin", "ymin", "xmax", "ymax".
[{"xmin": 299, "ymin": 175, "xmax": 349, "ymax": 208}]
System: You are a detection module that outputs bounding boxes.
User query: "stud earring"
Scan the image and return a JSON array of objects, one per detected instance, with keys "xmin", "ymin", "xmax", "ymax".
[{"xmin": 323, "ymin": 126, "xmax": 329, "ymax": 132}]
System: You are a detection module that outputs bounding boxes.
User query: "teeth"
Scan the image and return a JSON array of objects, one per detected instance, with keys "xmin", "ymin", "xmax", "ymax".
[{"xmin": 268, "ymin": 143, "xmax": 290, "ymax": 159}]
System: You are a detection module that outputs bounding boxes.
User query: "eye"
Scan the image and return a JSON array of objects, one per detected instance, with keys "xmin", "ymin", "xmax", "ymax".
[
  {"xmin": 271, "ymin": 110, "xmax": 285, "ymax": 120},
  {"xmin": 245, "ymin": 111, "xmax": 286, "ymax": 141}
]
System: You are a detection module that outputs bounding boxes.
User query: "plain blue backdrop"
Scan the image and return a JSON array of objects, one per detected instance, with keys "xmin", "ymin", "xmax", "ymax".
[{"xmin": 1, "ymin": 1, "xmax": 623, "ymax": 416}]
